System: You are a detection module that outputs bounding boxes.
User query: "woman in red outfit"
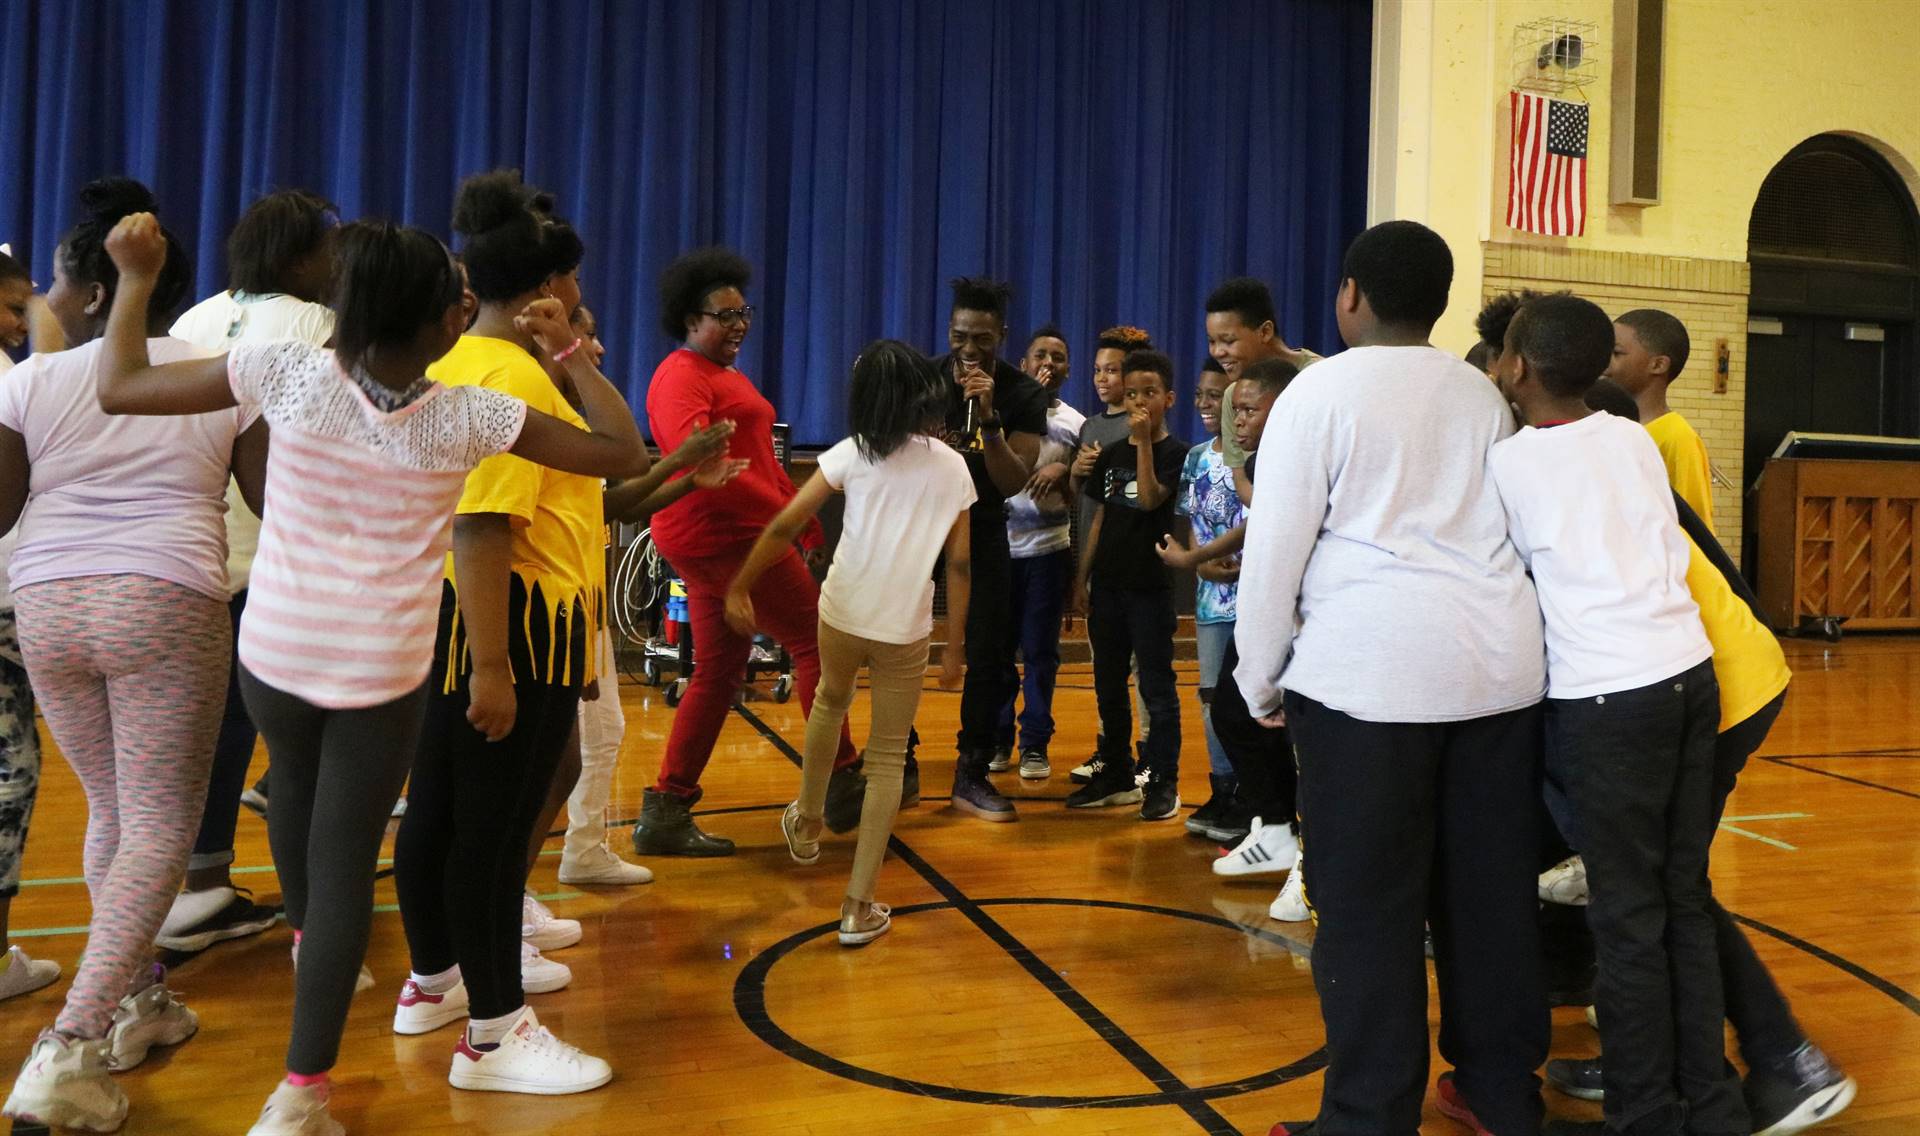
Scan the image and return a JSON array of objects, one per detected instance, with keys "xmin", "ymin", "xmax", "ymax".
[{"xmin": 634, "ymin": 248, "xmax": 862, "ymax": 856}]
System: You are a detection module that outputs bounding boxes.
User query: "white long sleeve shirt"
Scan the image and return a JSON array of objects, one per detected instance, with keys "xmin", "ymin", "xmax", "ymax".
[{"xmin": 1233, "ymin": 345, "xmax": 1546, "ymax": 723}]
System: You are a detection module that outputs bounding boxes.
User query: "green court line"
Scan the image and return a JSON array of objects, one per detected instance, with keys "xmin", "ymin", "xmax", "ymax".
[
  {"xmin": 16, "ymin": 893, "xmax": 584, "ymax": 937},
  {"xmin": 1719, "ymin": 824, "xmax": 1798, "ymax": 852}
]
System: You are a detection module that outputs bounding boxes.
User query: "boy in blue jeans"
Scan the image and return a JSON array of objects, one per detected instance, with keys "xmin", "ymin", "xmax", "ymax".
[{"xmin": 1490, "ymin": 294, "xmax": 1745, "ymax": 1136}]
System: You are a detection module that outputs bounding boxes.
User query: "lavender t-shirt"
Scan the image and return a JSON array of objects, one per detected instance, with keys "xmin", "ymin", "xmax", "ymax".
[{"xmin": 0, "ymin": 337, "xmax": 256, "ymax": 601}]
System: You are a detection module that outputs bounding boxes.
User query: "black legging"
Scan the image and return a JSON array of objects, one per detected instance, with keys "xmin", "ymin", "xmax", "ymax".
[
  {"xmin": 1209, "ymin": 638, "xmax": 1298, "ymax": 824},
  {"xmin": 238, "ymin": 668, "xmax": 427, "ymax": 1075},
  {"xmin": 394, "ymin": 590, "xmax": 582, "ymax": 1021}
]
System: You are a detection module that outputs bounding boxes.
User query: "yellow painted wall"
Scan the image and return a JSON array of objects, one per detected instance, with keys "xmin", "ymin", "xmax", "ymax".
[{"xmin": 1377, "ymin": 0, "xmax": 1920, "ymax": 351}]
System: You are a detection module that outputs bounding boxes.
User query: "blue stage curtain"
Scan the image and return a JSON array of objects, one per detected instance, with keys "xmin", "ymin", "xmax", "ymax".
[{"xmin": 0, "ymin": 0, "xmax": 1370, "ymax": 445}]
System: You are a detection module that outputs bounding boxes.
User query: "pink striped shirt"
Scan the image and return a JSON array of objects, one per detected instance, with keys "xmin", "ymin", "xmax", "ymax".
[{"xmin": 228, "ymin": 340, "xmax": 528, "ymax": 708}]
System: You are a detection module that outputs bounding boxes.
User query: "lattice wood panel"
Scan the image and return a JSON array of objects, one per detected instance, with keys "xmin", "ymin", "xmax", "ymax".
[{"xmin": 1796, "ymin": 493, "xmax": 1920, "ymax": 621}]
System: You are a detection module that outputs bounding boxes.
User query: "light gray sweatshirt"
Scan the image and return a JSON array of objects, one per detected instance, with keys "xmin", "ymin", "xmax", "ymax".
[{"xmin": 1233, "ymin": 345, "xmax": 1546, "ymax": 723}]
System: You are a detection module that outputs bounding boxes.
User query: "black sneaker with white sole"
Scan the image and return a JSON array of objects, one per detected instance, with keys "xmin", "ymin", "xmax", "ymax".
[
  {"xmin": 1064, "ymin": 756, "xmax": 1141, "ymax": 808},
  {"xmin": 240, "ymin": 774, "xmax": 269, "ymax": 817},
  {"xmin": 1069, "ymin": 752, "xmax": 1098, "ymax": 784},
  {"xmin": 1138, "ymin": 770, "xmax": 1180, "ymax": 820},
  {"xmin": 987, "ymin": 746, "xmax": 1014, "ymax": 773},
  {"xmin": 1748, "ymin": 1042, "xmax": 1856, "ymax": 1136},
  {"xmin": 1544, "ymin": 1056, "xmax": 1605, "ymax": 1101},
  {"xmin": 155, "ymin": 889, "xmax": 279, "ymax": 953}
]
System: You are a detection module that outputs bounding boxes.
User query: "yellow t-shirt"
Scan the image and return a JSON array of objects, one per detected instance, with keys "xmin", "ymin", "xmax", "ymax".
[
  {"xmin": 1684, "ymin": 534, "xmax": 1791, "ymax": 731},
  {"xmin": 1647, "ymin": 412, "xmax": 1715, "ymax": 535},
  {"xmin": 429, "ymin": 335, "xmax": 605, "ymax": 687}
]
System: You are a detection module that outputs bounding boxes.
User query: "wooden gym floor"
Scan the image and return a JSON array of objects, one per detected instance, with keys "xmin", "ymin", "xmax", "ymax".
[{"xmin": 4, "ymin": 637, "xmax": 1919, "ymax": 1135}]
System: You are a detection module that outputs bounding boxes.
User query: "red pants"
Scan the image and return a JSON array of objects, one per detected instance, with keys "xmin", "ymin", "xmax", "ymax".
[{"xmin": 654, "ymin": 546, "xmax": 856, "ymax": 797}]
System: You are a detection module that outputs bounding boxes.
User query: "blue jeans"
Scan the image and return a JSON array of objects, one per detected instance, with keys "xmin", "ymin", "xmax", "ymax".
[
  {"xmin": 1087, "ymin": 585, "xmax": 1179, "ymax": 776},
  {"xmin": 1194, "ymin": 620, "xmax": 1234, "ymax": 777},
  {"xmin": 994, "ymin": 548, "xmax": 1072, "ymax": 752}
]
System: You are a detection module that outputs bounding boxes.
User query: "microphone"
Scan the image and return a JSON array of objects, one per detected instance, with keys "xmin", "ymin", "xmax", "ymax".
[{"xmin": 960, "ymin": 358, "xmax": 979, "ymax": 439}]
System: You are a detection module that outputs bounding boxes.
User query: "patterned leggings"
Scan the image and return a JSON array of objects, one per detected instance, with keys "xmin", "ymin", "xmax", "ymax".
[
  {"xmin": 0, "ymin": 610, "xmax": 38, "ymax": 900},
  {"xmin": 13, "ymin": 575, "xmax": 230, "ymax": 1039}
]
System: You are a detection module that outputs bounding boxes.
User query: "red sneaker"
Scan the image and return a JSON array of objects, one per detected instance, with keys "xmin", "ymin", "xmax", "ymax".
[{"xmin": 1436, "ymin": 1072, "xmax": 1496, "ymax": 1136}]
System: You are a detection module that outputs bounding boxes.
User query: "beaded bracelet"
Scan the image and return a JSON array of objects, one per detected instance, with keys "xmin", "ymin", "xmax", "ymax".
[{"xmin": 552, "ymin": 337, "xmax": 584, "ymax": 364}]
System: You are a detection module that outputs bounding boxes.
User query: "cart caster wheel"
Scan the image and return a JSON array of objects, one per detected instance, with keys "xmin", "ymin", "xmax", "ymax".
[
  {"xmin": 641, "ymin": 658, "xmax": 660, "ymax": 686},
  {"xmin": 665, "ymin": 679, "xmax": 687, "ymax": 707},
  {"xmin": 773, "ymin": 674, "xmax": 795, "ymax": 703},
  {"xmin": 1818, "ymin": 617, "xmax": 1844, "ymax": 643}
]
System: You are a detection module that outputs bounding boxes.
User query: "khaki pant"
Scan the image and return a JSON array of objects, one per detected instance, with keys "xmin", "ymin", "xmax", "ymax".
[{"xmin": 798, "ymin": 620, "xmax": 928, "ymax": 903}]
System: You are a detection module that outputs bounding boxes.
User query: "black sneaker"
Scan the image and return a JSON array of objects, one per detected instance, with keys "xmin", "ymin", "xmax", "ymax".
[
  {"xmin": 1069, "ymin": 743, "xmax": 1101, "ymax": 784},
  {"xmin": 1203, "ymin": 795, "xmax": 1254, "ymax": 844},
  {"xmin": 900, "ymin": 752, "xmax": 921, "ymax": 808},
  {"xmin": 1747, "ymin": 1043, "xmax": 1856, "ymax": 1135},
  {"xmin": 824, "ymin": 761, "xmax": 868, "ymax": 834},
  {"xmin": 1545, "ymin": 1056, "xmax": 1605, "ymax": 1101},
  {"xmin": 1139, "ymin": 770, "xmax": 1180, "ymax": 820},
  {"xmin": 1064, "ymin": 756, "xmax": 1141, "ymax": 808},
  {"xmin": 154, "ymin": 888, "xmax": 279, "ymax": 953},
  {"xmin": 1185, "ymin": 774, "xmax": 1234, "ymax": 836},
  {"xmin": 987, "ymin": 746, "xmax": 1014, "ymax": 773},
  {"xmin": 240, "ymin": 774, "xmax": 269, "ymax": 817},
  {"xmin": 950, "ymin": 762, "xmax": 1016, "ymax": 822}
]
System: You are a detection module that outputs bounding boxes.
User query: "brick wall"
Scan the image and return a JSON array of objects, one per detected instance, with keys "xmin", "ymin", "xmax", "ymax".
[{"xmin": 1482, "ymin": 241, "xmax": 1751, "ymax": 558}]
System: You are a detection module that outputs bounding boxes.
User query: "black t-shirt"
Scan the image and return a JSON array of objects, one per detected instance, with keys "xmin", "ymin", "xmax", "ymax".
[
  {"xmin": 933, "ymin": 353, "xmax": 1050, "ymax": 512},
  {"xmin": 1082, "ymin": 433, "xmax": 1189, "ymax": 591}
]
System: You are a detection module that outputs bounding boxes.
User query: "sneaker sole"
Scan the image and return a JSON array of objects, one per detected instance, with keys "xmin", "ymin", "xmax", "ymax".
[
  {"xmin": 1018, "ymin": 767, "xmax": 1050, "ymax": 780},
  {"xmin": 240, "ymin": 791, "xmax": 269, "ymax": 817},
  {"xmin": 838, "ymin": 921, "xmax": 891, "ymax": 946},
  {"xmin": 630, "ymin": 836, "xmax": 735, "ymax": 857},
  {"xmin": 1268, "ymin": 901, "xmax": 1311, "ymax": 922},
  {"xmin": 557, "ymin": 866, "xmax": 654, "ymax": 886},
  {"xmin": 1066, "ymin": 789, "xmax": 1143, "ymax": 809},
  {"xmin": 1203, "ymin": 824, "xmax": 1253, "ymax": 844},
  {"xmin": 155, "ymin": 913, "xmax": 280, "ymax": 954},
  {"xmin": 1547, "ymin": 1081, "xmax": 1605, "ymax": 1102},
  {"xmin": 3, "ymin": 1093, "xmax": 128, "ymax": 1133},
  {"xmin": 522, "ymin": 969, "xmax": 572, "ymax": 995},
  {"xmin": 1756, "ymin": 1076, "xmax": 1857, "ymax": 1136},
  {"xmin": 1069, "ymin": 771, "xmax": 1094, "ymax": 784},
  {"xmin": 948, "ymin": 798, "xmax": 1018, "ymax": 823},
  {"xmin": 522, "ymin": 927, "xmax": 582, "ymax": 952},
  {"xmin": 448, "ymin": 1068, "xmax": 612, "ymax": 1095},
  {"xmin": 109, "ymin": 1014, "xmax": 198, "ymax": 1071},
  {"xmin": 1140, "ymin": 800, "xmax": 1181, "ymax": 821}
]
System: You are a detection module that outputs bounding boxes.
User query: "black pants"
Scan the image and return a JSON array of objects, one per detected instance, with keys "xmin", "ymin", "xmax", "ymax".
[
  {"xmin": 1087, "ymin": 584, "xmax": 1179, "ymax": 775},
  {"xmin": 239, "ymin": 667, "xmax": 427, "ymax": 1075},
  {"xmin": 191, "ymin": 591, "xmax": 260, "ymax": 871},
  {"xmin": 955, "ymin": 511, "xmax": 1016, "ymax": 758},
  {"xmin": 1210, "ymin": 638, "xmax": 1297, "ymax": 822},
  {"xmin": 1545, "ymin": 689, "xmax": 1804, "ymax": 1073},
  {"xmin": 1285, "ymin": 691, "xmax": 1548, "ymax": 1136},
  {"xmin": 1546, "ymin": 660, "xmax": 1747, "ymax": 1136},
  {"xmin": 395, "ymin": 594, "xmax": 583, "ymax": 1020}
]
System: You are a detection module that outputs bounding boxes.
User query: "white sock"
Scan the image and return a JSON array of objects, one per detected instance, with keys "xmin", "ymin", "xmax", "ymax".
[
  {"xmin": 467, "ymin": 1008, "xmax": 522, "ymax": 1049},
  {"xmin": 409, "ymin": 965, "xmax": 460, "ymax": 994}
]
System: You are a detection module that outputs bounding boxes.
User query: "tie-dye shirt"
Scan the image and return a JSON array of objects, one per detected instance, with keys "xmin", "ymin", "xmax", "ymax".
[{"xmin": 1176, "ymin": 439, "xmax": 1246, "ymax": 624}]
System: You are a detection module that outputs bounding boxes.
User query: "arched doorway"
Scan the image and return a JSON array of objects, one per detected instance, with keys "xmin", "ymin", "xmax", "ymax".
[{"xmin": 1744, "ymin": 135, "xmax": 1920, "ymax": 548}]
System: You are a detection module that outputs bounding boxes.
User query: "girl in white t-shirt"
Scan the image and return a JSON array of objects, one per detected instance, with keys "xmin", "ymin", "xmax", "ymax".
[
  {"xmin": 84, "ymin": 212, "xmax": 647, "ymax": 1136},
  {"xmin": 726, "ymin": 341, "xmax": 975, "ymax": 945}
]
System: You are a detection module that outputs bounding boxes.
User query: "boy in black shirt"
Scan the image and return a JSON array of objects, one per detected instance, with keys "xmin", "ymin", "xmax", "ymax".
[{"xmin": 1068, "ymin": 350, "xmax": 1187, "ymax": 819}]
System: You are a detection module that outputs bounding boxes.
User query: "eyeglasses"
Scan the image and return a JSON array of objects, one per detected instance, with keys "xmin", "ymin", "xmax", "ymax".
[{"xmin": 699, "ymin": 306, "xmax": 755, "ymax": 328}]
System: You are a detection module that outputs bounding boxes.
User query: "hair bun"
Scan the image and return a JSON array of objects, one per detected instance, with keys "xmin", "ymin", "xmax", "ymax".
[
  {"xmin": 451, "ymin": 169, "xmax": 536, "ymax": 237},
  {"xmin": 78, "ymin": 176, "xmax": 159, "ymax": 224}
]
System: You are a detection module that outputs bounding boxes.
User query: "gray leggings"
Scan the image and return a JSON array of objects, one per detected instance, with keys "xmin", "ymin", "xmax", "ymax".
[{"xmin": 239, "ymin": 666, "xmax": 426, "ymax": 1075}]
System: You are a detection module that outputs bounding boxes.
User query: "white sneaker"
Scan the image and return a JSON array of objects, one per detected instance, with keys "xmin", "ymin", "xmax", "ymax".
[
  {"xmin": 1269, "ymin": 855, "xmax": 1310, "ymax": 922},
  {"xmin": 520, "ymin": 942, "xmax": 572, "ymax": 994},
  {"xmin": 521, "ymin": 894, "xmax": 582, "ymax": 951},
  {"xmin": 3, "ymin": 1031, "xmax": 128, "ymax": 1132},
  {"xmin": 0, "ymin": 945, "xmax": 61, "ymax": 1001},
  {"xmin": 394, "ymin": 978, "xmax": 470, "ymax": 1035},
  {"xmin": 1212, "ymin": 817, "xmax": 1299, "ymax": 876},
  {"xmin": 246, "ymin": 1079, "xmax": 344, "ymax": 1136},
  {"xmin": 1585, "ymin": 1004, "xmax": 1599, "ymax": 1029},
  {"xmin": 105, "ymin": 976, "xmax": 198, "ymax": 1071},
  {"xmin": 558, "ymin": 843, "xmax": 654, "ymax": 886},
  {"xmin": 448, "ymin": 1007, "xmax": 612, "ymax": 1095},
  {"xmin": 1539, "ymin": 855, "xmax": 1590, "ymax": 905}
]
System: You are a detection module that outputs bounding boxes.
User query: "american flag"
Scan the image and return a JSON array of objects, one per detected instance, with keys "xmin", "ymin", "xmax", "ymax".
[{"xmin": 1508, "ymin": 91, "xmax": 1589, "ymax": 236}]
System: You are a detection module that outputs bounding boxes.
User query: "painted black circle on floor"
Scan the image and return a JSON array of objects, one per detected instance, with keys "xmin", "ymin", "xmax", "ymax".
[{"xmin": 732, "ymin": 897, "xmax": 1327, "ymax": 1108}]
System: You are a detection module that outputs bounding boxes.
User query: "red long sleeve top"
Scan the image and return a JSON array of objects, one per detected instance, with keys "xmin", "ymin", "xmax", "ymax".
[{"xmin": 645, "ymin": 347, "xmax": 823, "ymax": 561}]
